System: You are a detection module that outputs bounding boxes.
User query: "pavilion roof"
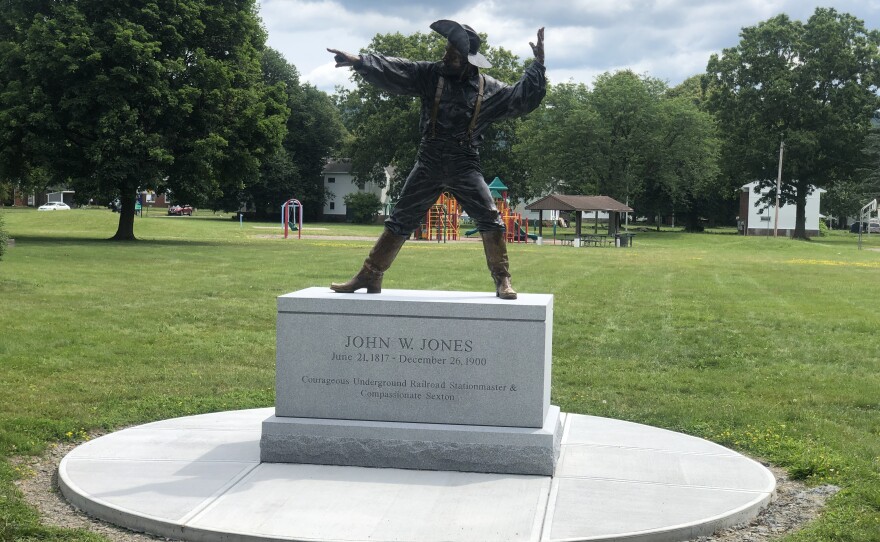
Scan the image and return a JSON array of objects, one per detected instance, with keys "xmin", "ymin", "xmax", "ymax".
[{"xmin": 525, "ymin": 194, "xmax": 633, "ymax": 213}]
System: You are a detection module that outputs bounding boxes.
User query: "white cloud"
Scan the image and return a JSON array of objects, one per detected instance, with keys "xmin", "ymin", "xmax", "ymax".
[
  {"xmin": 260, "ymin": 0, "xmax": 413, "ymax": 34},
  {"xmin": 256, "ymin": 0, "xmax": 880, "ymax": 92},
  {"xmin": 304, "ymin": 61, "xmax": 355, "ymax": 91}
]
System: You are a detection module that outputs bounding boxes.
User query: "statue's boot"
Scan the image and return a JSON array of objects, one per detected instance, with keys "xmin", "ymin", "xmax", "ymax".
[
  {"xmin": 330, "ymin": 229, "xmax": 407, "ymax": 293},
  {"xmin": 481, "ymin": 230, "xmax": 517, "ymax": 300}
]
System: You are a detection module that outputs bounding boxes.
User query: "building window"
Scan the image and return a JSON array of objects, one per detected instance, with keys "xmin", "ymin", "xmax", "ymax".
[
  {"xmin": 327, "ymin": 177, "xmax": 335, "ymax": 183},
  {"xmin": 329, "ymin": 202, "xmax": 335, "ymax": 210}
]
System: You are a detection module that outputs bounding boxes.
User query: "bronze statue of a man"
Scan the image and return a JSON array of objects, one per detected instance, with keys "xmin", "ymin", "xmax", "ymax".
[{"xmin": 328, "ymin": 20, "xmax": 546, "ymax": 300}]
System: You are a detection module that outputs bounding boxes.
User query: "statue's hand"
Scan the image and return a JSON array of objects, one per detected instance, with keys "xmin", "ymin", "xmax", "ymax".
[
  {"xmin": 529, "ymin": 27, "xmax": 545, "ymax": 65},
  {"xmin": 327, "ymin": 48, "xmax": 359, "ymax": 68}
]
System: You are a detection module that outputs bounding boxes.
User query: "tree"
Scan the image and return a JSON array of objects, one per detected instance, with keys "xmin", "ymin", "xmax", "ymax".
[
  {"xmin": 827, "ymin": 128, "xmax": 880, "ymax": 226},
  {"xmin": 0, "ymin": 181, "xmax": 11, "ymax": 205},
  {"xmin": 514, "ymin": 72, "xmax": 720, "ymax": 230},
  {"xmin": 667, "ymin": 76, "xmax": 739, "ymax": 229},
  {"xmin": 858, "ymin": 129, "xmax": 880, "ymax": 199},
  {"xmin": 707, "ymin": 8, "xmax": 880, "ymax": 238},
  {"xmin": 513, "ymin": 82, "xmax": 601, "ymax": 198},
  {"xmin": 665, "ymin": 74, "xmax": 708, "ymax": 109},
  {"xmin": 0, "ymin": 0, "xmax": 288, "ymax": 240},
  {"xmin": 642, "ymin": 96, "xmax": 721, "ymax": 231},
  {"xmin": 212, "ymin": 48, "xmax": 344, "ymax": 220},
  {"xmin": 589, "ymin": 71, "xmax": 665, "ymax": 208},
  {"xmin": 343, "ymin": 191, "xmax": 382, "ymax": 223},
  {"xmin": 335, "ymin": 30, "xmax": 530, "ymax": 201}
]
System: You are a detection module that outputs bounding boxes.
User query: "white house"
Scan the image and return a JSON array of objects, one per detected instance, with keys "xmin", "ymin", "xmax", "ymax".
[
  {"xmin": 322, "ymin": 160, "xmax": 390, "ymax": 221},
  {"xmin": 739, "ymin": 181, "xmax": 825, "ymax": 236},
  {"xmin": 512, "ymin": 201, "xmax": 560, "ymax": 224}
]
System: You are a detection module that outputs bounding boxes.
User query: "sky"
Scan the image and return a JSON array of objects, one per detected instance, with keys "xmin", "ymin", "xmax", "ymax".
[{"xmin": 256, "ymin": 0, "xmax": 880, "ymax": 94}]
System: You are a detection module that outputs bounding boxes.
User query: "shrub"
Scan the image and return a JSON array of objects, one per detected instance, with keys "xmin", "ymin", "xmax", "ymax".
[
  {"xmin": 343, "ymin": 192, "xmax": 382, "ymax": 224},
  {"xmin": 818, "ymin": 219, "xmax": 829, "ymax": 237}
]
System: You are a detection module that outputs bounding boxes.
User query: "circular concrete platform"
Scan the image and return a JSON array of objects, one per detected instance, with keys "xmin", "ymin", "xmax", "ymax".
[{"xmin": 59, "ymin": 408, "xmax": 774, "ymax": 542}]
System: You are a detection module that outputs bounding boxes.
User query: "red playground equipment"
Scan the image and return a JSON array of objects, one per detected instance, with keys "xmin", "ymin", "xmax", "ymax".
[
  {"xmin": 281, "ymin": 198, "xmax": 303, "ymax": 239},
  {"xmin": 413, "ymin": 178, "xmax": 534, "ymax": 243},
  {"xmin": 415, "ymin": 192, "xmax": 460, "ymax": 241},
  {"xmin": 474, "ymin": 177, "xmax": 533, "ymax": 243}
]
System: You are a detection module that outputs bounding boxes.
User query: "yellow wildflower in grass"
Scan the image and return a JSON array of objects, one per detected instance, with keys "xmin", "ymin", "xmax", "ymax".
[{"xmin": 786, "ymin": 258, "xmax": 880, "ymax": 268}]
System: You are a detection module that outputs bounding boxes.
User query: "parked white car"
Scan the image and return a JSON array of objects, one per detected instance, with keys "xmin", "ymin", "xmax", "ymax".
[{"xmin": 37, "ymin": 202, "xmax": 71, "ymax": 211}]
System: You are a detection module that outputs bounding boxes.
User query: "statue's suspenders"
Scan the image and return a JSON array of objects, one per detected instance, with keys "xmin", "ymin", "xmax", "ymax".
[
  {"xmin": 431, "ymin": 76, "xmax": 445, "ymax": 139},
  {"xmin": 430, "ymin": 74, "xmax": 485, "ymax": 141},
  {"xmin": 467, "ymin": 75, "xmax": 485, "ymax": 141}
]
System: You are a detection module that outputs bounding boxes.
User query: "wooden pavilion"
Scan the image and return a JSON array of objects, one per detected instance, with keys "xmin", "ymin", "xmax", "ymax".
[{"xmin": 525, "ymin": 194, "xmax": 633, "ymax": 246}]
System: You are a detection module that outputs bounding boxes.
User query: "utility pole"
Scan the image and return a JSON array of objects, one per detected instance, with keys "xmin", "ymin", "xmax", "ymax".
[{"xmin": 774, "ymin": 140, "xmax": 784, "ymax": 237}]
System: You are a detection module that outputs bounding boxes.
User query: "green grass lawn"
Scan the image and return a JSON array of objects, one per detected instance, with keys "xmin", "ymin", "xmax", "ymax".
[{"xmin": 1, "ymin": 207, "xmax": 879, "ymax": 541}]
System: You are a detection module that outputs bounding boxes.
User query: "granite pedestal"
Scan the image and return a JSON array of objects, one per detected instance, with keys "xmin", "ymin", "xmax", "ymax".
[{"xmin": 260, "ymin": 287, "xmax": 562, "ymax": 475}]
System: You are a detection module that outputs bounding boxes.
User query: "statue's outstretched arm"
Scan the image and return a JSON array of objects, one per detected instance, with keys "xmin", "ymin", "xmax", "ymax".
[{"xmin": 327, "ymin": 48, "xmax": 359, "ymax": 68}]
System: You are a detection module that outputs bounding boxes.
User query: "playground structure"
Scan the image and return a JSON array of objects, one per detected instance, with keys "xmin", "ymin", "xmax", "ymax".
[
  {"xmin": 858, "ymin": 198, "xmax": 878, "ymax": 250},
  {"xmin": 414, "ymin": 192, "xmax": 460, "ymax": 242},
  {"xmin": 465, "ymin": 177, "xmax": 535, "ymax": 243},
  {"xmin": 281, "ymin": 198, "xmax": 303, "ymax": 239},
  {"xmin": 409, "ymin": 178, "xmax": 535, "ymax": 243},
  {"xmin": 491, "ymin": 177, "xmax": 534, "ymax": 243}
]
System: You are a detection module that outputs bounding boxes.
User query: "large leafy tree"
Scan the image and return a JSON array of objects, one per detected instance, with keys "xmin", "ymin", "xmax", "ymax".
[
  {"xmin": 515, "ymin": 71, "xmax": 720, "ymax": 230},
  {"xmin": 212, "ymin": 48, "xmax": 344, "ymax": 220},
  {"xmin": 859, "ymin": 130, "xmax": 880, "ymax": 200},
  {"xmin": 706, "ymin": 8, "xmax": 880, "ymax": 238},
  {"xmin": 641, "ymin": 95, "xmax": 721, "ymax": 231},
  {"xmin": 588, "ymin": 71, "xmax": 664, "ymax": 209},
  {"xmin": 831, "ymin": 128, "xmax": 880, "ymax": 225},
  {"xmin": 513, "ymin": 82, "xmax": 600, "ymax": 200},
  {"xmin": 0, "ymin": 0, "xmax": 287, "ymax": 239},
  {"xmin": 334, "ymin": 30, "xmax": 531, "ymax": 200}
]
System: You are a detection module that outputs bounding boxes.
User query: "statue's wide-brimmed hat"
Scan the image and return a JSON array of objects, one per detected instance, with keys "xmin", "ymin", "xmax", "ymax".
[{"xmin": 430, "ymin": 19, "xmax": 492, "ymax": 68}]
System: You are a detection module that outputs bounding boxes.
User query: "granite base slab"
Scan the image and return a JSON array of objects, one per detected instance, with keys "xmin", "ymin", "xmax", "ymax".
[
  {"xmin": 275, "ymin": 288, "xmax": 553, "ymax": 428},
  {"xmin": 260, "ymin": 406, "xmax": 563, "ymax": 476},
  {"xmin": 60, "ymin": 408, "xmax": 776, "ymax": 542}
]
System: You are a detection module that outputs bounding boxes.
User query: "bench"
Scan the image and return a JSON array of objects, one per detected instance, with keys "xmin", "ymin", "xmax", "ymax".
[{"xmin": 581, "ymin": 235, "xmax": 609, "ymax": 247}]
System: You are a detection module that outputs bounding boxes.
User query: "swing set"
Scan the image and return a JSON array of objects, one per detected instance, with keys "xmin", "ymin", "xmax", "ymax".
[{"xmin": 281, "ymin": 198, "xmax": 303, "ymax": 239}]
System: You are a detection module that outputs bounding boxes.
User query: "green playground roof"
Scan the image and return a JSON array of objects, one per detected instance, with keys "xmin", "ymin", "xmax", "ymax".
[
  {"xmin": 488, "ymin": 177, "xmax": 508, "ymax": 199},
  {"xmin": 487, "ymin": 177, "xmax": 508, "ymax": 190}
]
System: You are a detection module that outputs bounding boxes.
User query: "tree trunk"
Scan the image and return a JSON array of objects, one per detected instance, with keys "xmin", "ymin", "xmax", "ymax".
[
  {"xmin": 684, "ymin": 206, "xmax": 704, "ymax": 232},
  {"xmin": 111, "ymin": 195, "xmax": 137, "ymax": 241},
  {"xmin": 793, "ymin": 181, "xmax": 808, "ymax": 240}
]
